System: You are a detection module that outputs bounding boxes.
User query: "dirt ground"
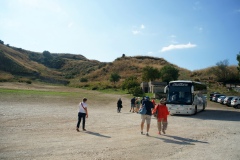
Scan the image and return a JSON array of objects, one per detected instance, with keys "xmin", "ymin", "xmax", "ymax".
[{"xmin": 1, "ymin": 82, "xmax": 240, "ymax": 160}]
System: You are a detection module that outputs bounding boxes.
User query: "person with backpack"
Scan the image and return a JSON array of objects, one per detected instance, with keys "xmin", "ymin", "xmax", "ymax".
[
  {"xmin": 140, "ymin": 96, "xmax": 154, "ymax": 136},
  {"xmin": 76, "ymin": 97, "xmax": 88, "ymax": 132},
  {"xmin": 152, "ymin": 98, "xmax": 169, "ymax": 135}
]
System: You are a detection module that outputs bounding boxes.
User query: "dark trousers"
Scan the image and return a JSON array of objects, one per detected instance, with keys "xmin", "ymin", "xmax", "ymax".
[
  {"xmin": 77, "ymin": 112, "xmax": 86, "ymax": 129},
  {"xmin": 117, "ymin": 107, "xmax": 121, "ymax": 113}
]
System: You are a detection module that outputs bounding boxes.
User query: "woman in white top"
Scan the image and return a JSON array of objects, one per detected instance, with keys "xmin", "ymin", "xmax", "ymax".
[{"xmin": 76, "ymin": 97, "xmax": 88, "ymax": 132}]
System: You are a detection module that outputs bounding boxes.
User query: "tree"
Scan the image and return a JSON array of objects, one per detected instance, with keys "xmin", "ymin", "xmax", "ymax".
[
  {"xmin": 109, "ymin": 73, "xmax": 121, "ymax": 84},
  {"xmin": 142, "ymin": 66, "xmax": 160, "ymax": 81},
  {"xmin": 160, "ymin": 65, "xmax": 179, "ymax": 82},
  {"xmin": 211, "ymin": 59, "xmax": 230, "ymax": 82},
  {"xmin": 122, "ymin": 76, "xmax": 140, "ymax": 93},
  {"xmin": 211, "ymin": 59, "xmax": 239, "ymax": 83},
  {"xmin": 42, "ymin": 50, "xmax": 51, "ymax": 58},
  {"xmin": 237, "ymin": 52, "xmax": 240, "ymax": 73}
]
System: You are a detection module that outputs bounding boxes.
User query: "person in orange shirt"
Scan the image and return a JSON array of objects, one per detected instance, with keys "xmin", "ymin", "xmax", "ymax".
[
  {"xmin": 152, "ymin": 98, "xmax": 169, "ymax": 135},
  {"xmin": 151, "ymin": 98, "xmax": 156, "ymax": 106}
]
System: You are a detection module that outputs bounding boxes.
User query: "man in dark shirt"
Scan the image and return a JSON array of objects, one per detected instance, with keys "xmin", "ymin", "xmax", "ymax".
[
  {"xmin": 130, "ymin": 97, "xmax": 136, "ymax": 112},
  {"xmin": 140, "ymin": 96, "xmax": 154, "ymax": 136}
]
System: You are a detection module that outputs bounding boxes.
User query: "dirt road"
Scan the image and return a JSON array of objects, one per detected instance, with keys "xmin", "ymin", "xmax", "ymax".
[{"xmin": 0, "ymin": 83, "xmax": 240, "ymax": 160}]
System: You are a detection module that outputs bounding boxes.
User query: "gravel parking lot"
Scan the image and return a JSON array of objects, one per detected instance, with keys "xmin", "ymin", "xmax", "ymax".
[{"xmin": 1, "ymin": 83, "xmax": 240, "ymax": 160}]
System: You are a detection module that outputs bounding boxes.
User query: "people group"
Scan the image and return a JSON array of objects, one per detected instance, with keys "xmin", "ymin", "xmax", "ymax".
[{"xmin": 76, "ymin": 96, "xmax": 169, "ymax": 136}]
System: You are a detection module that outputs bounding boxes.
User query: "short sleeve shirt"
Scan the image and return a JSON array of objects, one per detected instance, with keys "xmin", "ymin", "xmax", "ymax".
[
  {"xmin": 142, "ymin": 100, "xmax": 154, "ymax": 115},
  {"xmin": 79, "ymin": 102, "xmax": 87, "ymax": 113}
]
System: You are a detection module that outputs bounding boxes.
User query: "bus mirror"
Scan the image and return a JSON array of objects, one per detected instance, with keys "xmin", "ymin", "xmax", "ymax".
[{"xmin": 164, "ymin": 86, "xmax": 168, "ymax": 93}]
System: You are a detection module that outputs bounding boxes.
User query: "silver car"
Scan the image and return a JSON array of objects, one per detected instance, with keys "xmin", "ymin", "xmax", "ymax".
[
  {"xmin": 223, "ymin": 96, "xmax": 234, "ymax": 105},
  {"xmin": 231, "ymin": 97, "xmax": 240, "ymax": 108},
  {"xmin": 217, "ymin": 96, "xmax": 226, "ymax": 104}
]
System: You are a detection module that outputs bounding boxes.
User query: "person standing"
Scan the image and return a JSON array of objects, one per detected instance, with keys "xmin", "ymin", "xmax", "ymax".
[
  {"xmin": 135, "ymin": 97, "xmax": 141, "ymax": 113},
  {"xmin": 130, "ymin": 97, "xmax": 136, "ymax": 113},
  {"xmin": 76, "ymin": 97, "xmax": 88, "ymax": 132},
  {"xmin": 140, "ymin": 96, "xmax": 154, "ymax": 136},
  {"xmin": 117, "ymin": 98, "xmax": 122, "ymax": 113},
  {"xmin": 152, "ymin": 98, "xmax": 169, "ymax": 135}
]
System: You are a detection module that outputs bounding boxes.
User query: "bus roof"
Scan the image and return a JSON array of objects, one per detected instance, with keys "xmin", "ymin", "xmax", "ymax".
[
  {"xmin": 169, "ymin": 80, "xmax": 193, "ymax": 83},
  {"xmin": 169, "ymin": 80, "xmax": 205, "ymax": 85}
]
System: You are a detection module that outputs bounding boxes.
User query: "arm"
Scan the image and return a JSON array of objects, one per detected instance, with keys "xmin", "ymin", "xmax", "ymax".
[
  {"xmin": 85, "ymin": 108, "xmax": 88, "ymax": 118},
  {"xmin": 152, "ymin": 105, "xmax": 158, "ymax": 114}
]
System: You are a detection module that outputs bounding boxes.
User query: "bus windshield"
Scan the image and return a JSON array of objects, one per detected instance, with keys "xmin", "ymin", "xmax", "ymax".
[{"xmin": 167, "ymin": 86, "xmax": 192, "ymax": 104}]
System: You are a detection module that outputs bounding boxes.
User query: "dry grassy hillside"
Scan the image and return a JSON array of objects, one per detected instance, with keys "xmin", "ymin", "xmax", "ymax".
[
  {"xmin": 1, "ymin": 43, "xmax": 238, "ymax": 91},
  {"xmin": 73, "ymin": 56, "xmax": 193, "ymax": 86}
]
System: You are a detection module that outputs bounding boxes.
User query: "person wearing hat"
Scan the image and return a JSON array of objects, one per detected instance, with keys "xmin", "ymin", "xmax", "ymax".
[
  {"xmin": 140, "ymin": 96, "xmax": 154, "ymax": 136},
  {"xmin": 152, "ymin": 98, "xmax": 169, "ymax": 135}
]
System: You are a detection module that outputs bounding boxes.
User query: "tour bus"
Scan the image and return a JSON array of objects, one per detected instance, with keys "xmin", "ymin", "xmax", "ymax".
[{"xmin": 164, "ymin": 80, "xmax": 207, "ymax": 115}]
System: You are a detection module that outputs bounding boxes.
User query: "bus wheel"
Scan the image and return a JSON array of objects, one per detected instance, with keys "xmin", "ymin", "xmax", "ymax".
[{"xmin": 194, "ymin": 106, "xmax": 197, "ymax": 115}]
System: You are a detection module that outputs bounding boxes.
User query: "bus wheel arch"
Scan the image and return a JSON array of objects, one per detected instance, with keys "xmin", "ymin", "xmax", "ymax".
[
  {"xmin": 203, "ymin": 104, "xmax": 206, "ymax": 111},
  {"xmin": 193, "ymin": 105, "xmax": 197, "ymax": 115}
]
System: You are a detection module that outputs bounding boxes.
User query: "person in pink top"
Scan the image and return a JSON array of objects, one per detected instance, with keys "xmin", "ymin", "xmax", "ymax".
[{"xmin": 152, "ymin": 98, "xmax": 169, "ymax": 135}]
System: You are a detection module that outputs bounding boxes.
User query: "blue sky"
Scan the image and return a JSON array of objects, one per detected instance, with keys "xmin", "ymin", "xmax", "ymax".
[{"xmin": 0, "ymin": 0, "xmax": 240, "ymax": 71}]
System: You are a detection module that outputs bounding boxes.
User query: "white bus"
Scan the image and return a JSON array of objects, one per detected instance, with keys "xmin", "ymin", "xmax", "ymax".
[{"xmin": 164, "ymin": 80, "xmax": 207, "ymax": 115}]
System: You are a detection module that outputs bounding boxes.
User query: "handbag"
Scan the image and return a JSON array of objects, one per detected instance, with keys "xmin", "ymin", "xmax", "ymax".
[{"xmin": 138, "ymin": 104, "xmax": 147, "ymax": 115}]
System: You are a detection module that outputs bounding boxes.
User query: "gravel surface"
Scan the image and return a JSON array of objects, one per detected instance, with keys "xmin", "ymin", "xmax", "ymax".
[{"xmin": 1, "ymin": 82, "xmax": 240, "ymax": 160}]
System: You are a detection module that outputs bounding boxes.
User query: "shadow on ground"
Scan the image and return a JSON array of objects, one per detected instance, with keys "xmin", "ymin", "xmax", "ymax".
[
  {"xmin": 152, "ymin": 134, "xmax": 208, "ymax": 145},
  {"xmin": 85, "ymin": 131, "xmax": 111, "ymax": 138}
]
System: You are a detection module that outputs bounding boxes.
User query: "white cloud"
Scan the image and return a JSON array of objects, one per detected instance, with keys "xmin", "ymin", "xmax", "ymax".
[
  {"xmin": 132, "ymin": 24, "xmax": 145, "ymax": 35},
  {"xmin": 132, "ymin": 30, "xmax": 140, "ymax": 35},
  {"xmin": 160, "ymin": 42, "xmax": 197, "ymax": 52}
]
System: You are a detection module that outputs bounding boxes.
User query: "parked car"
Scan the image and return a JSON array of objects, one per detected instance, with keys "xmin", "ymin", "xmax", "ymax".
[
  {"xmin": 212, "ymin": 94, "xmax": 225, "ymax": 102},
  {"xmin": 217, "ymin": 96, "xmax": 226, "ymax": 104},
  {"xmin": 224, "ymin": 96, "xmax": 235, "ymax": 106},
  {"xmin": 231, "ymin": 97, "xmax": 240, "ymax": 108},
  {"xmin": 210, "ymin": 92, "xmax": 220, "ymax": 101}
]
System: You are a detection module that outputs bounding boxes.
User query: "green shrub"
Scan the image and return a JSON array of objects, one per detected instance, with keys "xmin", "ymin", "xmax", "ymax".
[{"xmin": 80, "ymin": 77, "xmax": 88, "ymax": 82}]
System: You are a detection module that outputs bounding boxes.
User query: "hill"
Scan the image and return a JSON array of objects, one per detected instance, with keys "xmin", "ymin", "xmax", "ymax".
[
  {"xmin": 0, "ymin": 43, "xmax": 238, "ymax": 91},
  {"xmin": 0, "ymin": 43, "xmax": 105, "ymax": 85}
]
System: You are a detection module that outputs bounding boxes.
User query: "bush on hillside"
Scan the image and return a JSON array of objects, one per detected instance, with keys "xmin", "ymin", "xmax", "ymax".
[
  {"xmin": 130, "ymin": 86, "xmax": 145, "ymax": 97},
  {"xmin": 80, "ymin": 77, "xmax": 88, "ymax": 82}
]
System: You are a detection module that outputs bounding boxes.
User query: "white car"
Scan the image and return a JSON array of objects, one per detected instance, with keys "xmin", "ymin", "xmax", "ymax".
[
  {"xmin": 223, "ymin": 96, "xmax": 234, "ymax": 105},
  {"xmin": 217, "ymin": 96, "xmax": 226, "ymax": 104},
  {"xmin": 231, "ymin": 97, "xmax": 240, "ymax": 108}
]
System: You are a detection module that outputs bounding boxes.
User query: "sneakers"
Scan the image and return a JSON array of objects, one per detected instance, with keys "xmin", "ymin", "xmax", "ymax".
[
  {"xmin": 146, "ymin": 133, "xmax": 149, "ymax": 136},
  {"xmin": 83, "ymin": 129, "xmax": 87, "ymax": 131},
  {"xmin": 141, "ymin": 131, "xmax": 143, "ymax": 135},
  {"xmin": 76, "ymin": 128, "xmax": 79, "ymax": 132}
]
